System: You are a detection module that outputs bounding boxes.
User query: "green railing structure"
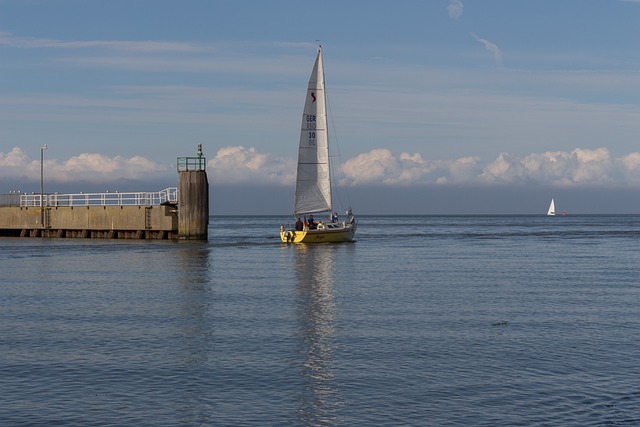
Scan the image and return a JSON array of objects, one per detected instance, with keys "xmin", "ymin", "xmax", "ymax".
[{"xmin": 177, "ymin": 144, "xmax": 207, "ymax": 172}]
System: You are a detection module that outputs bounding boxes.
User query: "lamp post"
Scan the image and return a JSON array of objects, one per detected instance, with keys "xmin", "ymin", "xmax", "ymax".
[{"xmin": 40, "ymin": 144, "xmax": 47, "ymax": 229}]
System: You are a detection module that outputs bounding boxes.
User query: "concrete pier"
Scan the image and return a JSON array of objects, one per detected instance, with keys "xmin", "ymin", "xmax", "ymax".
[{"xmin": 0, "ymin": 146, "xmax": 209, "ymax": 240}]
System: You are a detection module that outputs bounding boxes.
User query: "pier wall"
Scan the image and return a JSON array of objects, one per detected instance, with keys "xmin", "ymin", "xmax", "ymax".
[{"xmin": 0, "ymin": 205, "xmax": 178, "ymax": 239}]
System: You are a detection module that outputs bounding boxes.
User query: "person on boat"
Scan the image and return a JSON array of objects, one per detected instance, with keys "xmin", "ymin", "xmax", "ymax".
[
  {"xmin": 308, "ymin": 214, "xmax": 318, "ymax": 230},
  {"xmin": 332, "ymin": 212, "xmax": 338, "ymax": 223},
  {"xmin": 295, "ymin": 217, "xmax": 304, "ymax": 231}
]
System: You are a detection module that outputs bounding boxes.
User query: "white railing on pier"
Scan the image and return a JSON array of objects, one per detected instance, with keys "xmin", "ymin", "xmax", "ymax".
[{"xmin": 20, "ymin": 188, "xmax": 178, "ymax": 207}]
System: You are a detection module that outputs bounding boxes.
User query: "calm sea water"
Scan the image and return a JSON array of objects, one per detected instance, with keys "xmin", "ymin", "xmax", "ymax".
[{"xmin": 2, "ymin": 215, "xmax": 640, "ymax": 426}]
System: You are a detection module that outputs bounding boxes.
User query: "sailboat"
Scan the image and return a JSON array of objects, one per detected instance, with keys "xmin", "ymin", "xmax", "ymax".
[
  {"xmin": 547, "ymin": 198, "xmax": 556, "ymax": 216},
  {"xmin": 279, "ymin": 46, "xmax": 356, "ymax": 243}
]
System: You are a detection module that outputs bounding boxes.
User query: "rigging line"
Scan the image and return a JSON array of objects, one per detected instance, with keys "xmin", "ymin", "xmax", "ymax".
[{"xmin": 325, "ymin": 80, "xmax": 353, "ymax": 213}]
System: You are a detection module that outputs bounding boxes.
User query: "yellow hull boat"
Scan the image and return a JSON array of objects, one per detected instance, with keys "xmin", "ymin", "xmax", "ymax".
[{"xmin": 280, "ymin": 222, "xmax": 356, "ymax": 243}]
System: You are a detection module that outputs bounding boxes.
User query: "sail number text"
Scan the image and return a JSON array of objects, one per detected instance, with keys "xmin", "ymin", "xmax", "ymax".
[
  {"xmin": 305, "ymin": 115, "xmax": 316, "ymax": 129},
  {"xmin": 305, "ymin": 115, "xmax": 317, "ymax": 145}
]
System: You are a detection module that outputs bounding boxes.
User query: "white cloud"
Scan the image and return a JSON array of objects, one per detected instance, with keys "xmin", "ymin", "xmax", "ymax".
[
  {"xmin": 0, "ymin": 147, "xmax": 170, "ymax": 184},
  {"xmin": 340, "ymin": 147, "xmax": 640, "ymax": 188},
  {"xmin": 340, "ymin": 148, "xmax": 483, "ymax": 185},
  {"xmin": 448, "ymin": 0, "xmax": 464, "ymax": 20},
  {"xmin": 207, "ymin": 146, "xmax": 295, "ymax": 185},
  {"xmin": 619, "ymin": 152, "xmax": 640, "ymax": 183},
  {"xmin": 481, "ymin": 152, "xmax": 522, "ymax": 183},
  {"xmin": 59, "ymin": 153, "xmax": 166, "ymax": 179},
  {"xmin": 480, "ymin": 148, "xmax": 617, "ymax": 186},
  {"xmin": 340, "ymin": 149, "xmax": 401, "ymax": 185},
  {"xmin": 0, "ymin": 147, "xmax": 31, "ymax": 167},
  {"xmin": 471, "ymin": 33, "xmax": 503, "ymax": 67}
]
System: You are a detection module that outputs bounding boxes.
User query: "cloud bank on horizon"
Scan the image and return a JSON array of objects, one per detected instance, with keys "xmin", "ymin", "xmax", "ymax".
[
  {"xmin": 3, "ymin": 145, "xmax": 640, "ymax": 191},
  {"xmin": 0, "ymin": 147, "xmax": 170, "ymax": 188},
  {"xmin": 212, "ymin": 145, "xmax": 640, "ymax": 188}
]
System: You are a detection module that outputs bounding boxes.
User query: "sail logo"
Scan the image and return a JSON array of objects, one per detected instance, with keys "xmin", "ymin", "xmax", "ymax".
[{"xmin": 311, "ymin": 92, "xmax": 316, "ymax": 103}]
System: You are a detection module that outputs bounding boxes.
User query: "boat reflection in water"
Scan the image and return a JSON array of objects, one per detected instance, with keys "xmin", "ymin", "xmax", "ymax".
[{"xmin": 293, "ymin": 244, "xmax": 343, "ymax": 426}]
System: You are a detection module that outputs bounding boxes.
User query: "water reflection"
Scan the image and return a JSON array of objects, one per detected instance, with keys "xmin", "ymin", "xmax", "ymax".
[
  {"xmin": 172, "ymin": 243, "xmax": 214, "ymax": 424},
  {"xmin": 174, "ymin": 244, "xmax": 213, "ymax": 353},
  {"xmin": 294, "ymin": 244, "xmax": 342, "ymax": 426}
]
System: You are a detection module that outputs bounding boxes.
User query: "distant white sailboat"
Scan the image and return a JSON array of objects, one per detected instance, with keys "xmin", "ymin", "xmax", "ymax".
[{"xmin": 547, "ymin": 198, "xmax": 556, "ymax": 216}]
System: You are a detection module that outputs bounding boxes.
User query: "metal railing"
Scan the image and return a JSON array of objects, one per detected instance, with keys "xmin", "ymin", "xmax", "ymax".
[
  {"xmin": 18, "ymin": 187, "xmax": 178, "ymax": 207},
  {"xmin": 177, "ymin": 156, "xmax": 206, "ymax": 172}
]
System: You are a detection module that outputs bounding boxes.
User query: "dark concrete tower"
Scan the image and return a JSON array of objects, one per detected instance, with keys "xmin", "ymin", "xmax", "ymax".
[{"xmin": 177, "ymin": 144, "xmax": 209, "ymax": 240}]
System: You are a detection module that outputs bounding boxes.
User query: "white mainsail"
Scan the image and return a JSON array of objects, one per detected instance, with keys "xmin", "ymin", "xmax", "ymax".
[
  {"xmin": 293, "ymin": 47, "xmax": 332, "ymax": 216},
  {"xmin": 547, "ymin": 198, "xmax": 555, "ymax": 216}
]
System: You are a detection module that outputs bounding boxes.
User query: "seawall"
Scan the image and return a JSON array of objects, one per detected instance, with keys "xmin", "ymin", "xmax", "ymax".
[{"xmin": 0, "ymin": 204, "xmax": 178, "ymax": 239}]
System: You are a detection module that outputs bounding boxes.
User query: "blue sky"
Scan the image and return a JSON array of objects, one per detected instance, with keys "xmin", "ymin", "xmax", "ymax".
[{"xmin": 2, "ymin": 0, "xmax": 640, "ymax": 214}]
